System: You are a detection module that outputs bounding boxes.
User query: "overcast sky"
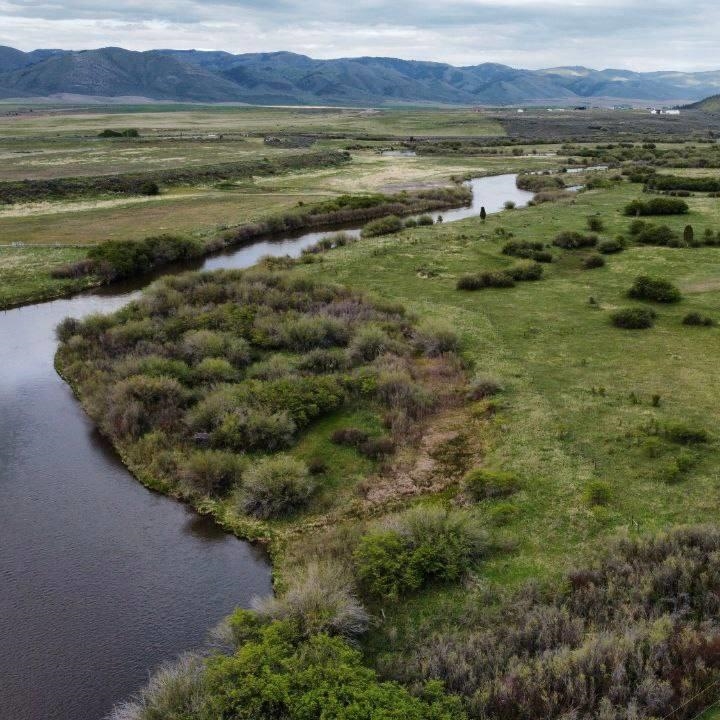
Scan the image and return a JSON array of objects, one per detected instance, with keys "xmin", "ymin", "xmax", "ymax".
[{"xmin": 1, "ymin": 0, "xmax": 718, "ymax": 72}]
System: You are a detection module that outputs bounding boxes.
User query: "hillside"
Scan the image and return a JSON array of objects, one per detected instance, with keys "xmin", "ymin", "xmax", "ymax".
[
  {"xmin": 1, "ymin": 45, "xmax": 720, "ymax": 106},
  {"xmin": 686, "ymin": 93, "xmax": 720, "ymax": 112}
]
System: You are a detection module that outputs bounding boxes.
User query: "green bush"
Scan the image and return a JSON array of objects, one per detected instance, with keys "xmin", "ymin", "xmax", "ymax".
[
  {"xmin": 507, "ymin": 261, "xmax": 544, "ymax": 281},
  {"xmin": 236, "ymin": 455, "xmax": 315, "ymax": 519},
  {"xmin": 467, "ymin": 375, "xmax": 503, "ymax": 400},
  {"xmin": 178, "ymin": 450, "xmax": 245, "ymax": 497},
  {"xmin": 610, "ymin": 307, "xmax": 657, "ymax": 329},
  {"xmin": 628, "ymin": 276, "xmax": 682, "ymax": 303},
  {"xmin": 598, "ymin": 237, "xmax": 625, "ymax": 254},
  {"xmin": 201, "ymin": 620, "xmax": 465, "ymax": 720},
  {"xmin": 253, "ymin": 561, "xmax": 368, "ymax": 640},
  {"xmin": 354, "ymin": 507, "xmax": 486, "ymax": 598},
  {"xmin": 624, "ymin": 197, "xmax": 689, "ymax": 216},
  {"xmin": 463, "ymin": 468, "xmax": 520, "ymax": 500},
  {"xmin": 585, "ymin": 480, "xmax": 612, "ymax": 506},
  {"xmin": 331, "ymin": 427, "xmax": 369, "ymax": 447},
  {"xmin": 682, "ymin": 312, "xmax": 714, "ymax": 326},
  {"xmin": 662, "ymin": 422, "xmax": 709, "ymax": 445},
  {"xmin": 358, "ymin": 436, "xmax": 395, "ymax": 459},
  {"xmin": 361, "ymin": 215, "xmax": 404, "ymax": 238},
  {"xmin": 553, "ymin": 231, "xmax": 598, "ymax": 249},
  {"xmin": 582, "ymin": 253, "xmax": 606, "ymax": 269},
  {"xmin": 587, "ymin": 216, "xmax": 605, "ymax": 232},
  {"xmin": 501, "ymin": 241, "xmax": 554, "ymax": 263},
  {"xmin": 457, "ymin": 270, "xmax": 515, "ymax": 290},
  {"xmin": 633, "ymin": 223, "xmax": 678, "ymax": 246},
  {"xmin": 416, "ymin": 214, "xmax": 434, "ymax": 226},
  {"xmin": 413, "ymin": 319, "xmax": 460, "ymax": 356}
]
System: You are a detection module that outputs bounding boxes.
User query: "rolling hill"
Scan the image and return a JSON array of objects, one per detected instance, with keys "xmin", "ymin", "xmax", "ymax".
[{"xmin": 1, "ymin": 46, "xmax": 719, "ymax": 106}]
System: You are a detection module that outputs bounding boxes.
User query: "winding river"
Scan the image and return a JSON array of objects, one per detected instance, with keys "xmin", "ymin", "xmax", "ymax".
[{"xmin": 0, "ymin": 175, "xmax": 534, "ymax": 720}]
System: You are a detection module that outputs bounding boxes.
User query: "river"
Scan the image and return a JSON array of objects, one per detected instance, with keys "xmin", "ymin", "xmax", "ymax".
[{"xmin": 0, "ymin": 174, "xmax": 533, "ymax": 720}]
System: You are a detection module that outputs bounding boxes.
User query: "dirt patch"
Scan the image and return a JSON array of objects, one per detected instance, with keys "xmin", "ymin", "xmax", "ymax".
[
  {"xmin": 363, "ymin": 409, "xmax": 484, "ymax": 507},
  {"xmin": 682, "ymin": 278, "xmax": 720, "ymax": 294}
]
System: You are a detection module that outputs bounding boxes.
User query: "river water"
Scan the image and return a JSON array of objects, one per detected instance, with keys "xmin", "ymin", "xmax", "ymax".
[{"xmin": 0, "ymin": 174, "xmax": 533, "ymax": 720}]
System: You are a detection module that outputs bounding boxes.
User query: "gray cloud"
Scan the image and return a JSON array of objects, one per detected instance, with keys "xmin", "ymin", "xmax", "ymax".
[{"xmin": 0, "ymin": 0, "xmax": 718, "ymax": 71}]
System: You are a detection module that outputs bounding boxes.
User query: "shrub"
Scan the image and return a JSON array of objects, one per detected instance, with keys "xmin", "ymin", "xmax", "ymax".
[
  {"xmin": 634, "ymin": 223, "xmax": 678, "ymax": 246},
  {"xmin": 106, "ymin": 653, "xmax": 206, "ymax": 720},
  {"xmin": 416, "ymin": 214, "xmax": 434, "ymax": 226},
  {"xmin": 361, "ymin": 215, "xmax": 404, "ymax": 238},
  {"xmin": 413, "ymin": 319, "xmax": 459, "ymax": 356},
  {"xmin": 354, "ymin": 507, "xmax": 486, "ymax": 598},
  {"xmin": 456, "ymin": 270, "xmax": 515, "ymax": 290},
  {"xmin": 507, "ymin": 261, "xmax": 543, "ymax": 281},
  {"xmin": 598, "ymin": 237, "xmax": 625, "ymax": 254},
  {"xmin": 194, "ymin": 357, "xmax": 237, "ymax": 383},
  {"xmin": 610, "ymin": 307, "xmax": 657, "ymax": 329},
  {"xmin": 467, "ymin": 375, "xmax": 503, "ymax": 400},
  {"xmin": 624, "ymin": 197, "xmax": 689, "ymax": 216},
  {"xmin": 376, "ymin": 372, "xmax": 435, "ymax": 419},
  {"xmin": 253, "ymin": 561, "xmax": 368, "ymax": 640},
  {"xmin": 349, "ymin": 325, "xmax": 391, "ymax": 362},
  {"xmin": 331, "ymin": 427, "xmax": 370, "ymax": 447},
  {"xmin": 178, "ymin": 450, "xmax": 245, "ymax": 496},
  {"xmin": 463, "ymin": 468, "xmax": 520, "ymax": 500},
  {"xmin": 202, "ymin": 621, "xmax": 465, "ymax": 719},
  {"xmin": 662, "ymin": 422, "xmax": 709, "ymax": 445},
  {"xmin": 582, "ymin": 253, "xmax": 606, "ymax": 269},
  {"xmin": 585, "ymin": 480, "xmax": 611, "ymax": 505},
  {"xmin": 628, "ymin": 276, "xmax": 682, "ymax": 303},
  {"xmin": 236, "ymin": 455, "xmax": 315, "ymax": 519},
  {"xmin": 553, "ymin": 231, "xmax": 598, "ymax": 249},
  {"xmin": 502, "ymin": 241, "xmax": 552, "ymax": 263},
  {"xmin": 587, "ymin": 216, "xmax": 605, "ymax": 232},
  {"xmin": 682, "ymin": 312, "xmax": 714, "ymax": 326},
  {"xmin": 297, "ymin": 348, "xmax": 349, "ymax": 374},
  {"xmin": 358, "ymin": 436, "xmax": 395, "ymax": 459},
  {"xmin": 504, "ymin": 200, "xmax": 516, "ymax": 210}
]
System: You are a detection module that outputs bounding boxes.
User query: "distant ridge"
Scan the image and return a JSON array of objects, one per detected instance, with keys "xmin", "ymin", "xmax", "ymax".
[
  {"xmin": 685, "ymin": 94, "xmax": 720, "ymax": 112},
  {"xmin": 1, "ymin": 46, "xmax": 719, "ymax": 106}
]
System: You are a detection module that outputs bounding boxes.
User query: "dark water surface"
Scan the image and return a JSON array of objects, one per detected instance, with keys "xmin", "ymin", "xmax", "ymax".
[{"xmin": 0, "ymin": 174, "xmax": 532, "ymax": 720}]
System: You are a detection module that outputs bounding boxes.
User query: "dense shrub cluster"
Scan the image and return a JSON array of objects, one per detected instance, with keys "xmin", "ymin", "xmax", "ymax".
[
  {"xmin": 647, "ymin": 173, "xmax": 720, "ymax": 193},
  {"xmin": 628, "ymin": 276, "xmax": 682, "ymax": 303},
  {"xmin": 56, "ymin": 270, "xmax": 462, "ymax": 519},
  {"xmin": 552, "ymin": 231, "xmax": 598, "ymax": 249},
  {"xmin": 387, "ymin": 525, "xmax": 720, "ymax": 720},
  {"xmin": 624, "ymin": 197, "xmax": 689, "ymax": 216},
  {"xmin": 111, "ymin": 614, "xmax": 464, "ymax": 720}
]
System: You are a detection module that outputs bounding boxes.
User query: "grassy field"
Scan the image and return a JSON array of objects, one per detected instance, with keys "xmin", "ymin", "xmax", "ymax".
[{"xmin": 0, "ymin": 106, "xmax": 505, "ymax": 140}]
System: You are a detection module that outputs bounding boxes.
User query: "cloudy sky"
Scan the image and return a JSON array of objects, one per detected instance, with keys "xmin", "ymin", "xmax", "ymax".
[{"xmin": 0, "ymin": 0, "xmax": 717, "ymax": 72}]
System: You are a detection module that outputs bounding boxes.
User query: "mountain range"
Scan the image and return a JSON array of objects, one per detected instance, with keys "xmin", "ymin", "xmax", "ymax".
[{"xmin": 1, "ymin": 46, "xmax": 719, "ymax": 107}]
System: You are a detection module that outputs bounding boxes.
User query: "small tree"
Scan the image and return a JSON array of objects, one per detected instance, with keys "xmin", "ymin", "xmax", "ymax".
[{"xmin": 480, "ymin": 206, "xmax": 487, "ymax": 221}]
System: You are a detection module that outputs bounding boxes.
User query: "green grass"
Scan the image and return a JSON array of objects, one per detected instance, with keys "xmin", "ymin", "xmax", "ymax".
[
  {"xmin": 298, "ymin": 181, "xmax": 720, "ymax": 585},
  {"xmin": 0, "ymin": 246, "xmax": 97, "ymax": 307},
  {"xmin": 0, "ymin": 106, "xmax": 506, "ymax": 140}
]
